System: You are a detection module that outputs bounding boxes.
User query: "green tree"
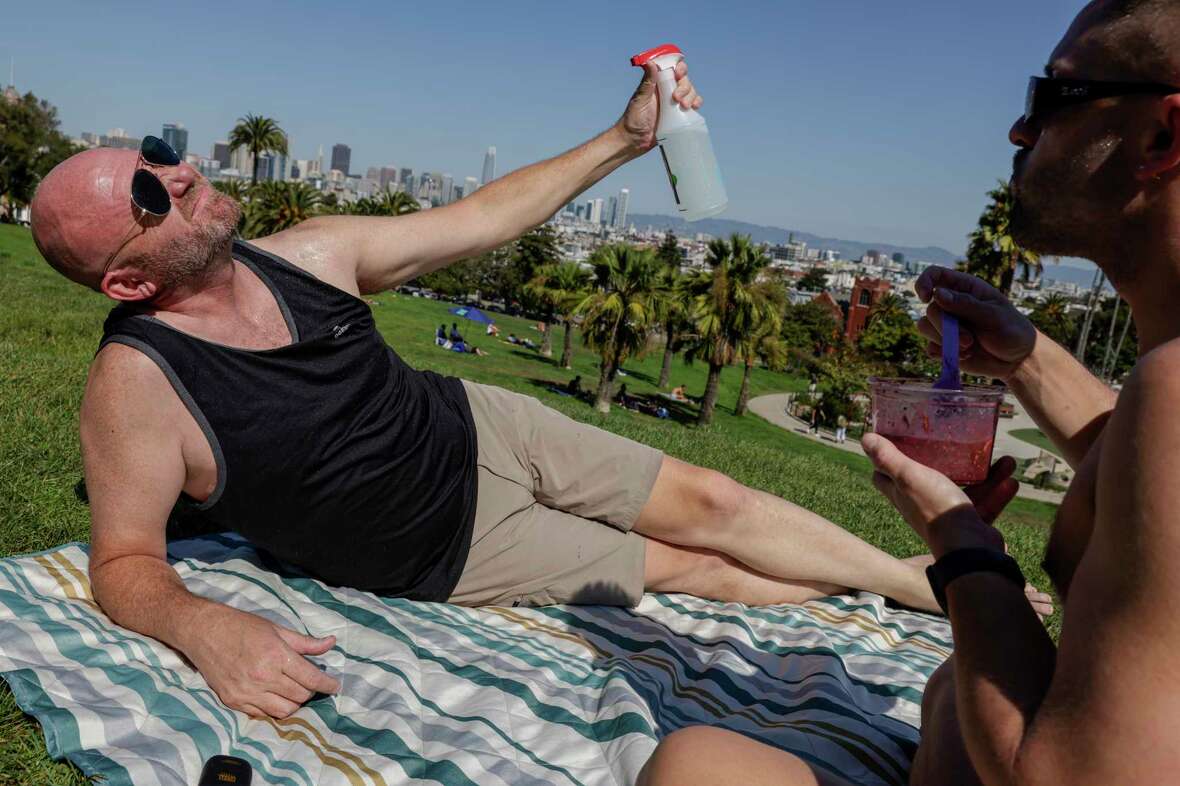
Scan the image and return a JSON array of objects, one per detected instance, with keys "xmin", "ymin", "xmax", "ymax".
[
  {"xmin": 654, "ymin": 230, "xmax": 690, "ymax": 388},
  {"xmin": 797, "ymin": 266, "xmax": 829, "ymax": 292},
  {"xmin": 1082, "ymin": 296, "xmax": 1138, "ymax": 381},
  {"xmin": 242, "ymin": 181, "xmax": 323, "ymax": 239},
  {"xmin": 575, "ymin": 244, "xmax": 660, "ymax": 414},
  {"xmin": 525, "ymin": 261, "xmax": 592, "ymax": 369},
  {"xmin": 1029, "ymin": 293, "xmax": 1076, "ymax": 348},
  {"xmin": 815, "ymin": 347, "xmax": 870, "ymax": 426},
  {"xmin": 780, "ymin": 300, "xmax": 840, "ymax": 366},
  {"xmin": 342, "ymin": 189, "xmax": 420, "ymax": 217},
  {"xmin": 228, "ymin": 114, "xmax": 288, "ymax": 185},
  {"xmin": 734, "ymin": 313, "xmax": 788, "ymax": 416},
  {"xmin": 0, "ymin": 91, "xmax": 78, "ymax": 221},
  {"xmin": 512, "ymin": 225, "xmax": 562, "ymax": 355},
  {"xmin": 858, "ymin": 293, "xmax": 924, "ymax": 367},
  {"xmin": 681, "ymin": 234, "xmax": 779, "ymax": 426},
  {"xmin": 963, "ymin": 180, "xmax": 1041, "ymax": 295}
]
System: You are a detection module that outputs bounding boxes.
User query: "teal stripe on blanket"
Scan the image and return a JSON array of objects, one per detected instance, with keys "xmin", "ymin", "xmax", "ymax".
[{"xmin": 0, "ymin": 537, "xmax": 950, "ymax": 786}]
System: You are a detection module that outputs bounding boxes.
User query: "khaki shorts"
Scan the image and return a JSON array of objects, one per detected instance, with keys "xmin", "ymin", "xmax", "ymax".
[{"xmin": 447, "ymin": 381, "xmax": 664, "ymax": 608}]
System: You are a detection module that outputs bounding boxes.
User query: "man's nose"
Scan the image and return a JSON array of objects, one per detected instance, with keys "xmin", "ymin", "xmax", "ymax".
[
  {"xmin": 1009, "ymin": 115, "xmax": 1040, "ymax": 148},
  {"xmin": 159, "ymin": 162, "xmax": 199, "ymax": 200}
]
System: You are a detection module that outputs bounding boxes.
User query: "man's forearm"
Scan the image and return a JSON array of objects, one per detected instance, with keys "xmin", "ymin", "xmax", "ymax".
[
  {"xmin": 91, "ymin": 555, "xmax": 219, "ymax": 655},
  {"xmin": 466, "ymin": 125, "xmax": 638, "ymax": 247},
  {"xmin": 1008, "ymin": 331, "xmax": 1116, "ymax": 468},
  {"xmin": 946, "ymin": 572, "xmax": 1058, "ymax": 786}
]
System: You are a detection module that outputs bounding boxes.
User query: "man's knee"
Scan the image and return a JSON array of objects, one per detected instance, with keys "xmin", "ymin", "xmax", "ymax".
[
  {"xmin": 683, "ymin": 464, "xmax": 748, "ymax": 524},
  {"xmin": 637, "ymin": 727, "xmax": 734, "ymax": 786}
]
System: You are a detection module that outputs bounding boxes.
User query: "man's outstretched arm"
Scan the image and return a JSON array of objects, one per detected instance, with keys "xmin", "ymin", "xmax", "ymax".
[{"xmin": 257, "ymin": 61, "xmax": 703, "ymax": 294}]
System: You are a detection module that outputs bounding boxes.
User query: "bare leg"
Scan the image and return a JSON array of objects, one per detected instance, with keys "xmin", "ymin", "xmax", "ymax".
[
  {"xmin": 637, "ymin": 726, "xmax": 854, "ymax": 786},
  {"xmin": 643, "ymin": 537, "xmax": 845, "ymax": 605},
  {"xmin": 909, "ymin": 657, "xmax": 984, "ymax": 786},
  {"xmin": 634, "ymin": 456, "xmax": 939, "ymax": 611}
]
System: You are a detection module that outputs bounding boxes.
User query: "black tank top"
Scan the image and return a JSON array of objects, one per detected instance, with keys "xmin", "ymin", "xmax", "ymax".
[{"xmin": 98, "ymin": 240, "xmax": 477, "ymax": 601}]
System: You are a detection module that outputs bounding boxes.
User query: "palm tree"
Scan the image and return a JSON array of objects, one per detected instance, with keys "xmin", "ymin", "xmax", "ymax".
[
  {"xmin": 575, "ymin": 244, "xmax": 661, "ymax": 414},
  {"xmin": 681, "ymin": 234, "xmax": 778, "ymax": 426},
  {"xmin": 212, "ymin": 179, "xmax": 250, "ymax": 203},
  {"xmin": 242, "ymin": 181, "xmax": 323, "ymax": 239},
  {"xmin": 525, "ymin": 262, "xmax": 592, "ymax": 369},
  {"xmin": 654, "ymin": 230, "xmax": 689, "ymax": 388},
  {"xmin": 343, "ymin": 188, "xmax": 421, "ymax": 216},
  {"xmin": 228, "ymin": 114, "xmax": 288, "ymax": 186},
  {"xmin": 1029, "ymin": 292, "xmax": 1075, "ymax": 347},
  {"xmin": 734, "ymin": 316, "xmax": 788, "ymax": 416},
  {"xmin": 865, "ymin": 292, "xmax": 910, "ymax": 329},
  {"xmin": 963, "ymin": 180, "xmax": 1041, "ymax": 295}
]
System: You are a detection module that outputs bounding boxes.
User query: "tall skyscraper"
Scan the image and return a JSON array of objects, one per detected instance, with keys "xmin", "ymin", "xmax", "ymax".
[
  {"xmin": 331, "ymin": 144, "xmax": 351, "ymax": 176},
  {"xmin": 441, "ymin": 173, "xmax": 454, "ymax": 204},
  {"xmin": 230, "ymin": 145, "xmax": 254, "ymax": 178},
  {"xmin": 463, "ymin": 176, "xmax": 479, "ymax": 198},
  {"xmin": 399, "ymin": 168, "xmax": 414, "ymax": 189},
  {"xmin": 589, "ymin": 198, "xmax": 604, "ymax": 225},
  {"xmin": 378, "ymin": 167, "xmax": 399, "ymax": 191},
  {"xmin": 613, "ymin": 188, "xmax": 630, "ymax": 230},
  {"xmin": 481, "ymin": 146, "xmax": 496, "ymax": 186},
  {"xmin": 211, "ymin": 141, "xmax": 231, "ymax": 170},
  {"xmin": 162, "ymin": 123, "xmax": 188, "ymax": 160},
  {"xmin": 584, "ymin": 199, "xmax": 594, "ymax": 222},
  {"xmin": 606, "ymin": 196, "xmax": 617, "ymax": 227}
]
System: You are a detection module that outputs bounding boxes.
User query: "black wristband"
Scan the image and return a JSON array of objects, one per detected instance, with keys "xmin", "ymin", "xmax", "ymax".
[{"xmin": 925, "ymin": 548, "xmax": 1026, "ymax": 614}]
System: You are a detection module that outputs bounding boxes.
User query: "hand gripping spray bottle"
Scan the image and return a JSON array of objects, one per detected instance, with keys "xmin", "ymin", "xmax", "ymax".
[{"xmin": 631, "ymin": 44, "xmax": 728, "ymax": 221}]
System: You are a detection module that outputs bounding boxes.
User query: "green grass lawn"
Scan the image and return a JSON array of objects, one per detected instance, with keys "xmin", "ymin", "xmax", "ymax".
[
  {"xmin": 0, "ymin": 224, "xmax": 1059, "ymax": 783},
  {"xmin": 1011, "ymin": 428, "xmax": 1062, "ymax": 458}
]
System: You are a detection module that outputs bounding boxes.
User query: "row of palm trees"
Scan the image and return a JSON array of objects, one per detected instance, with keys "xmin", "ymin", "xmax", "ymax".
[
  {"xmin": 214, "ymin": 179, "xmax": 422, "ymax": 239},
  {"xmin": 527, "ymin": 234, "xmax": 788, "ymax": 425}
]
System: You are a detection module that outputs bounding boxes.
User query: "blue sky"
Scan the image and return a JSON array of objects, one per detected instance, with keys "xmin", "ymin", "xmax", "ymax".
[{"xmin": 4, "ymin": 0, "xmax": 1090, "ymax": 259}]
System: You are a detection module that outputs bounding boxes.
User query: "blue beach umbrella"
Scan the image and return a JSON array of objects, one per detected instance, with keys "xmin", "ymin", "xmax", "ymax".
[{"xmin": 449, "ymin": 306, "xmax": 495, "ymax": 325}]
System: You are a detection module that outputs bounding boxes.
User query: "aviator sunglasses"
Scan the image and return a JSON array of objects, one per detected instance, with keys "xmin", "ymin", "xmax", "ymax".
[
  {"xmin": 100, "ymin": 136, "xmax": 182, "ymax": 275},
  {"xmin": 1025, "ymin": 76, "xmax": 1180, "ymax": 123},
  {"xmin": 128, "ymin": 135, "xmax": 182, "ymax": 215}
]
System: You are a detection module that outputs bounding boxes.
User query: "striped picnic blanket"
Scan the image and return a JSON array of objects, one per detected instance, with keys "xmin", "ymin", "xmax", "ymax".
[{"xmin": 0, "ymin": 536, "xmax": 951, "ymax": 786}]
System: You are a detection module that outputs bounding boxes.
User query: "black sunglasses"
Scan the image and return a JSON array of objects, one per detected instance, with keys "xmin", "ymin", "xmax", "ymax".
[
  {"xmin": 130, "ymin": 135, "xmax": 182, "ymax": 216},
  {"xmin": 1025, "ymin": 76, "xmax": 1180, "ymax": 123}
]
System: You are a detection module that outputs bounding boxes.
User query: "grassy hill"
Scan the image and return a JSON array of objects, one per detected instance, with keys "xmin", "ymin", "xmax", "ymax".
[{"xmin": 0, "ymin": 223, "xmax": 1057, "ymax": 783}]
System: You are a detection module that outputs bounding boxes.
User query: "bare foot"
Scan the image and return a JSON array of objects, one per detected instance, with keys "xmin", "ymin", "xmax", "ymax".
[{"xmin": 896, "ymin": 556, "xmax": 1056, "ymax": 619}]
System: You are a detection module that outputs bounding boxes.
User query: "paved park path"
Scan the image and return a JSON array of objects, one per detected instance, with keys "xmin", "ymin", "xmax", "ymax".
[{"xmin": 747, "ymin": 393, "xmax": 1065, "ymax": 505}]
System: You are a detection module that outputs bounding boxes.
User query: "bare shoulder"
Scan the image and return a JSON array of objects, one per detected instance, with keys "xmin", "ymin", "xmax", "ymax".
[
  {"xmin": 83, "ymin": 343, "xmax": 176, "ymax": 422},
  {"xmin": 249, "ymin": 217, "xmax": 363, "ymax": 297},
  {"xmin": 81, "ymin": 343, "xmax": 186, "ymax": 468},
  {"xmin": 1090, "ymin": 338, "xmax": 1180, "ymax": 558}
]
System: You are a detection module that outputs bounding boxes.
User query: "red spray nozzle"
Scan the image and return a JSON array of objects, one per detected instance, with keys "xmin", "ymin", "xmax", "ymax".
[{"xmin": 630, "ymin": 44, "xmax": 683, "ymax": 68}]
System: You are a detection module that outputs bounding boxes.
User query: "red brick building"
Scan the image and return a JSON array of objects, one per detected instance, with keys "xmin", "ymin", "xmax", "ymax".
[
  {"xmin": 811, "ymin": 291, "xmax": 844, "ymax": 327},
  {"xmin": 844, "ymin": 278, "xmax": 892, "ymax": 342}
]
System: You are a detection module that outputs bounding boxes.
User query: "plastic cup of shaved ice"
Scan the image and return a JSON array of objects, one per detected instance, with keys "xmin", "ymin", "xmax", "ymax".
[{"xmin": 869, "ymin": 378, "xmax": 1006, "ymax": 485}]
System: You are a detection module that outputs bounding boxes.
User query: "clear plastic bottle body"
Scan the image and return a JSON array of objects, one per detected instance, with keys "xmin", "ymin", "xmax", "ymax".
[{"xmin": 656, "ymin": 123, "xmax": 728, "ymax": 221}]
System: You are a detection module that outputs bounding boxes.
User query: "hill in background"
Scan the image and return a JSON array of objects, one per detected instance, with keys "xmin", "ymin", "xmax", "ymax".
[{"xmin": 627, "ymin": 213, "xmax": 960, "ymax": 266}]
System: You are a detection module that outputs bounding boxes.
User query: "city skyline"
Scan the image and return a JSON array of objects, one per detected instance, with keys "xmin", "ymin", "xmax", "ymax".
[{"xmin": 3, "ymin": 0, "xmax": 1092, "ymax": 258}]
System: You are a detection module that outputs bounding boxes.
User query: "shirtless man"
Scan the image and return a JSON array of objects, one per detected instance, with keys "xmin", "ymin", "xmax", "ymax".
[
  {"xmin": 638, "ymin": 1, "xmax": 1180, "ymax": 783},
  {"xmin": 30, "ymin": 60, "xmax": 947, "ymax": 722}
]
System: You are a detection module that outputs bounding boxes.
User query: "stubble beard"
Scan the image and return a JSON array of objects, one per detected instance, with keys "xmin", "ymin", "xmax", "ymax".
[{"xmin": 153, "ymin": 191, "xmax": 242, "ymax": 289}]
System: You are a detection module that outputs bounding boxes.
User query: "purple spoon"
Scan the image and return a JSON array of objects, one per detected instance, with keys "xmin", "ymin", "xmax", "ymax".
[{"xmin": 933, "ymin": 311, "xmax": 961, "ymax": 390}]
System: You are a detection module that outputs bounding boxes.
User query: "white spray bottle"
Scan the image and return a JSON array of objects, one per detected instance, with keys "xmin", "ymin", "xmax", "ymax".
[{"xmin": 631, "ymin": 43, "xmax": 728, "ymax": 222}]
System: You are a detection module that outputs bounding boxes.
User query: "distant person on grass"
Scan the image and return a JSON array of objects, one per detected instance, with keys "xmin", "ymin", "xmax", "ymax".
[
  {"xmin": 30, "ymin": 60, "xmax": 995, "ymax": 723},
  {"xmin": 639, "ymin": 2, "xmax": 1180, "ymax": 784}
]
